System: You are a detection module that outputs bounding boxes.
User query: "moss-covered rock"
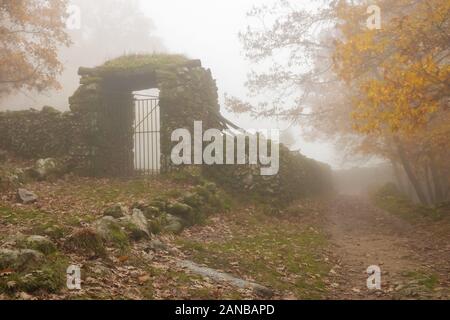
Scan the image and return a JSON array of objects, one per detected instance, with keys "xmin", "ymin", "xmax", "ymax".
[
  {"xmin": 167, "ymin": 202, "xmax": 195, "ymax": 224},
  {"xmin": 19, "ymin": 263, "xmax": 65, "ymax": 294},
  {"xmin": 182, "ymin": 192, "xmax": 203, "ymax": 209},
  {"xmin": 103, "ymin": 204, "xmax": 129, "ymax": 219},
  {"xmin": 65, "ymin": 228, "xmax": 106, "ymax": 257},
  {"xmin": 0, "ymin": 249, "xmax": 44, "ymax": 271},
  {"xmin": 132, "ymin": 201, "xmax": 161, "ymax": 219},
  {"xmin": 25, "ymin": 235, "xmax": 57, "ymax": 255},
  {"xmin": 0, "ymin": 254, "xmax": 67, "ymax": 295},
  {"xmin": 93, "ymin": 217, "xmax": 129, "ymax": 249},
  {"xmin": 149, "ymin": 198, "xmax": 168, "ymax": 211},
  {"xmin": 162, "ymin": 214, "xmax": 186, "ymax": 234},
  {"xmin": 120, "ymin": 209, "xmax": 150, "ymax": 241}
]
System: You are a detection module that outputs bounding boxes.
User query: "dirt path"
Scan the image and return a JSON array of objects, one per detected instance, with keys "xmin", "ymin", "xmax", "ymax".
[{"xmin": 324, "ymin": 195, "xmax": 450, "ymax": 300}]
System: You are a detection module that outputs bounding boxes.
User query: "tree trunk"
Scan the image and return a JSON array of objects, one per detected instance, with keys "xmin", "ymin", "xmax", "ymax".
[
  {"xmin": 425, "ymin": 164, "xmax": 435, "ymax": 205},
  {"xmin": 429, "ymin": 155, "xmax": 444, "ymax": 204},
  {"xmin": 393, "ymin": 136, "xmax": 429, "ymax": 205},
  {"xmin": 391, "ymin": 159, "xmax": 406, "ymax": 194}
]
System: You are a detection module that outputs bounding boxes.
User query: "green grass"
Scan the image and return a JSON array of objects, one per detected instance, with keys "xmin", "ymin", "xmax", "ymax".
[
  {"xmin": 404, "ymin": 271, "xmax": 439, "ymax": 290},
  {"xmin": 100, "ymin": 54, "xmax": 188, "ymax": 72},
  {"xmin": 0, "ymin": 253, "xmax": 68, "ymax": 295},
  {"xmin": 0, "ymin": 206, "xmax": 49, "ymax": 225},
  {"xmin": 397, "ymin": 269, "xmax": 440, "ymax": 298},
  {"xmin": 177, "ymin": 210, "xmax": 330, "ymax": 299},
  {"xmin": 372, "ymin": 183, "xmax": 445, "ymax": 222}
]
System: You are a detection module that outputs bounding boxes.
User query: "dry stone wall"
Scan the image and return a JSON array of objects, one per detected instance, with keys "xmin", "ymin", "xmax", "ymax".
[{"xmin": 1, "ymin": 54, "xmax": 333, "ymax": 205}]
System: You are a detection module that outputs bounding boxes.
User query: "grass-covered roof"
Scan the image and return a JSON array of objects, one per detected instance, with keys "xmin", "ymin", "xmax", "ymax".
[
  {"xmin": 79, "ymin": 54, "xmax": 193, "ymax": 77},
  {"xmin": 100, "ymin": 54, "xmax": 189, "ymax": 72},
  {"xmin": 77, "ymin": 54, "xmax": 201, "ymax": 90}
]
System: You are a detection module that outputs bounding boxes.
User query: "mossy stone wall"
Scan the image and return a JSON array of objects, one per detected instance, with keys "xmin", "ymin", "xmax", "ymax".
[
  {"xmin": 69, "ymin": 54, "xmax": 225, "ymax": 176},
  {"xmin": 0, "ymin": 107, "xmax": 75, "ymax": 160}
]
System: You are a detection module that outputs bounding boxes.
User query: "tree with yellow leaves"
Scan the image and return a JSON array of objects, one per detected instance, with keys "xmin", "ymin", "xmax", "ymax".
[
  {"xmin": 0, "ymin": 0, "xmax": 71, "ymax": 98},
  {"xmin": 235, "ymin": 0, "xmax": 449, "ymax": 206},
  {"xmin": 333, "ymin": 0, "xmax": 449, "ymax": 205}
]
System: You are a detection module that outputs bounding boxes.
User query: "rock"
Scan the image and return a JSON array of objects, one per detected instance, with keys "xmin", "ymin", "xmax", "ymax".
[
  {"xmin": 33, "ymin": 158, "xmax": 59, "ymax": 180},
  {"xmin": 65, "ymin": 228, "xmax": 106, "ymax": 257},
  {"xmin": 18, "ymin": 249, "xmax": 44, "ymax": 266},
  {"xmin": 121, "ymin": 209, "xmax": 150, "ymax": 240},
  {"xmin": 103, "ymin": 204, "xmax": 129, "ymax": 218},
  {"xmin": 203, "ymin": 182, "xmax": 218, "ymax": 194},
  {"xmin": 178, "ymin": 260, "xmax": 274, "ymax": 298},
  {"xmin": 182, "ymin": 192, "xmax": 202, "ymax": 209},
  {"xmin": 149, "ymin": 199, "xmax": 167, "ymax": 211},
  {"xmin": 132, "ymin": 202, "xmax": 161, "ymax": 219},
  {"xmin": 131, "ymin": 201, "xmax": 147, "ymax": 211},
  {"xmin": 142, "ymin": 206, "xmax": 161, "ymax": 219},
  {"xmin": 146, "ymin": 239, "xmax": 168, "ymax": 252},
  {"xmin": 93, "ymin": 216, "xmax": 132, "ymax": 248},
  {"xmin": 167, "ymin": 202, "xmax": 194, "ymax": 222},
  {"xmin": 163, "ymin": 214, "xmax": 185, "ymax": 234},
  {"xmin": 42, "ymin": 226, "xmax": 65, "ymax": 239},
  {"xmin": 0, "ymin": 249, "xmax": 19, "ymax": 269},
  {"xmin": 25, "ymin": 235, "xmax": 57, "ymax": 255},
  {"xmin": 93, "ymin": 216, "xmax": 126, "ymax": 243},
  {"xmin": 0, "ymin": 248, "xmax": 44, "ymax": 270},
  {"xmin": 253, "ymin": 284, "xmax": 275, "ymax": 298},
  {"xmin": 17, "ymin": 188, "xmax": 38, "ymax": 204}
]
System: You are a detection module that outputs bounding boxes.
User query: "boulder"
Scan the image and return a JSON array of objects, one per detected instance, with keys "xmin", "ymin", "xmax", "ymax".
[
  {"xmin": 142, "ymin": 206, "xmax": 161, "ymax": 219},
  {"xmin": 65, "ymin": 228, "xmax": 106, "ymax": 257},
  {"xmin": 25, "ymin": 235, "xmax": 57, "ymax": 255},
  {"xmin": 163, "ymin": 214, "xmax": 185, "ymax": 234},
  {"xmin": 33, "ymin": 158, "xmax": 60, "ymax": 180},
  {"xmin": 121, "ymin": 209, "xmax": 150, "ymax": 240},
  {"xmin": 149, "ymin": 199, "xmax": 167, "ymax": 211},
  {"xmin": 17, "ymin": 188, "xmax": 38, "ymax": 204},
  {"xmin": 0, "ymin": 249, "xmax": 19, "ymax": 269},
  {"xmin": 17, "ymin": 249, "xmax": 45, "ymax": 268},
  {"xmin": 167, "ymin": 202, "xmax": 194, "ymax": 223},
  {"xmin": 182, "ymin": 192, "xmax": 203, "ymax": 209},
  {"xmin": 131, "ymin": 202, "xmax": 161, "ymax": 219},
  {"xmin": 204, "ymin": 182, "xmax": 218, "ymax": 194},
  {"xmin": 0, "ymin": 248, "xmax": 44, "ymax": 270},
  {"xmin": 103, "ymin": 204, "xmax": 129, "ymax": 219},
  {"xmin": 92, "ymin": 216, "xmax": 131, "ymax": 249},
  {"xmin": 93, "ymin": 216, "xmax": 126, "ymax": 242}
]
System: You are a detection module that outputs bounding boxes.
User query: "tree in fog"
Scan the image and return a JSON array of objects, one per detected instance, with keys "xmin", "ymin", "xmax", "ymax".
[
  {"xmin": 2, "ymin": 0, "xmax": 165, "ymax": 109},
  {"xmin": 231, "ymin": 0, "xmax": 449, "ymax": 205},
  {"xmin": 0, "ymin": 0, "xmax": 70, "ymax": 98}
]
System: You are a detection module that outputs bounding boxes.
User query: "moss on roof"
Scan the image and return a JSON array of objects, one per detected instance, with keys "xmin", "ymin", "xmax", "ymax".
[{"xmin": 99, "ymin": 54, "xmax": 189, "ymax": 72}]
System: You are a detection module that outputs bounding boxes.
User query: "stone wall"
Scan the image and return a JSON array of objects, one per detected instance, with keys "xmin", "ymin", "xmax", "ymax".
[
  {"xmin": 202, "ymin": 142, "xmax": 333, "ymax": 207},
  {"xmin": 0, "ymin": 106, "xmax": 75, "ymax": 160},
  {"xmin": 0, "ymin": 53, "xmax": 333, "ymax": 205},
  {"xmin": 69, "ymin": 54, "xmax": 225, "ymax": 176}
]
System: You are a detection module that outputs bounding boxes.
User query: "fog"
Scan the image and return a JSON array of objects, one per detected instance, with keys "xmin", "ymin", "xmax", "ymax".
[
  {"xmin": 1, "ymin": 0, "xmax": 373, "ymax": 170},
  {"xmin": 1, "ymin": 0, "xmax": 448, "ymax": 301}
]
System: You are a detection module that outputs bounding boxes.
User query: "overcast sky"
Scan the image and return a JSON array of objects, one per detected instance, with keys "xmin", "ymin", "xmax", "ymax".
[{"xmin": 141, "ymin": 0, "xmax": 339, "ymax": 168}]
